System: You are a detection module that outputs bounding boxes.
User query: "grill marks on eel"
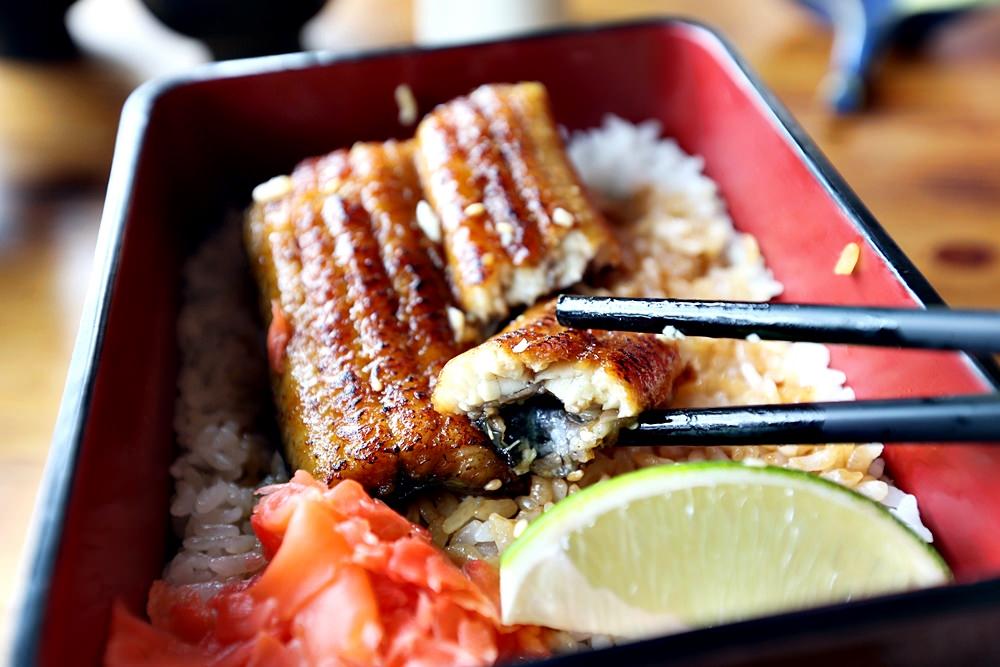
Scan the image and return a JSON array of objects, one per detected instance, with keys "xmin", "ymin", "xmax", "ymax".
[
  {"xmin": 247, "ymin": 141, "xmax": 511, "ymax": 496},
  {"xmin": 493, "ymin": 301, "xmax": 684, "ymax": 412},
  {"xmin": 449, "ymin": 96, "xmax": 544, "ymax": 267},
  {"xmin": 352, "ymin": 142, "xmax": 454, "ymax": 378},
  {"xmin": 417, "ymin": 106, "xmax": 507, "ymax": 297},
  {"xmin": 416, "ymin": 82, "xmax": 618, "ymax": 323},
  {"xmin": 470, "ymin": 85, "xmax": 553, "ymax": 256}
]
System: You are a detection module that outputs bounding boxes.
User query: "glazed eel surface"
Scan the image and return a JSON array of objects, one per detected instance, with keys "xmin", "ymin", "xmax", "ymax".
[{"xmin": 246, "ymin": 140, "xmax": 513, "ymax": 497}]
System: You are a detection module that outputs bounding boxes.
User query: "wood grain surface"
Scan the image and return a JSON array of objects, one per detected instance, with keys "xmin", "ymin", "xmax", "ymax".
[{"xmin": 1, "ymin": 0, "xmax": 999, "ymax": 649}]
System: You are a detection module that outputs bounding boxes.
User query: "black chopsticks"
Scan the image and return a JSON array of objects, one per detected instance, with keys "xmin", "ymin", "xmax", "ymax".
[
  {"xmin": 617, "ymin": 395, "xmax": 1000, "ymax": 446},
  {"xmin": 556, "ymin": 295, "xmax": 1000, "ymax": 354},
  {"xmin": 555, "ymin": 294, "xmax": 1000, "ymax": 445}
]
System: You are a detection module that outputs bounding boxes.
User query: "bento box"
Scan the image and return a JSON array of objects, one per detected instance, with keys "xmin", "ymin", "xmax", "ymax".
[{"xmin": 11, "ymin": 18, "xmax": 1000, "ymax": 667}]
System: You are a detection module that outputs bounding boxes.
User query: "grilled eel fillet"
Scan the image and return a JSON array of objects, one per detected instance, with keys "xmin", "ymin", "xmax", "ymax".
[
  {"xmin": 432, "ymin": 299, "xmax": 685, "ymax": 477},
  {"xmin": 245, "ymin": 140, "xmax": 513, "ymax": 497},
  {"xmin": 415, "ymin": 82, "xmax": 619, "ymax": 324}
]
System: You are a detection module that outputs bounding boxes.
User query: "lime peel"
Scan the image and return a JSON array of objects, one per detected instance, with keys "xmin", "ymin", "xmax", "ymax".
[{"xmin": 500, "ymin": 462, "xmax": 949, "ymax": 638}]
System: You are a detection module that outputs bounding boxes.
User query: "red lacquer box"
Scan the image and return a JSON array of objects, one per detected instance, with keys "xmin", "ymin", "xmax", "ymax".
[{"xmin": 10, "ymin": 19, "xmax": 1000, "ymax": 666}]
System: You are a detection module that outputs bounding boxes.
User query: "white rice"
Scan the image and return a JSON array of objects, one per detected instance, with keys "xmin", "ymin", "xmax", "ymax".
[
  {"xmin": 569, "ymin": 115, "xmax": 783, "ymax": 303},
  {"xmin": 164, "ymin": 223, "xmax": 285, "ymax": 587}
]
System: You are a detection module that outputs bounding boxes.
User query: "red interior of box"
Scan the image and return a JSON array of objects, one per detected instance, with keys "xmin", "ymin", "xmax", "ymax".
[{"xmin": 34, "ymin": 21, "xmax": 1000, "ymax": 666}]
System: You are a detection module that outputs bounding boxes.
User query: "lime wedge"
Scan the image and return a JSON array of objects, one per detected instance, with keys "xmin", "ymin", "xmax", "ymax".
[{"xmin": 500, "ymin": 462, "xmax": 949, "ymax": 638}]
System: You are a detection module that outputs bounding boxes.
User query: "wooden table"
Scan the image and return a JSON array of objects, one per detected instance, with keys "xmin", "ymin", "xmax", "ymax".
[{"xmin": 2, "ymin": 0, "xmax": 999, "ymax": 648}]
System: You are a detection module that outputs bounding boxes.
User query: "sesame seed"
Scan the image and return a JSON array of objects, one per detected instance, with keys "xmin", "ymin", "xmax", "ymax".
[
  {"xmin": 834, "ymin": 241, "xmax": 861, "ymax": 275},
  {"xmin": 416, "ymin": 200, "xmax": 442, "ymax": 244},
  {"xmin": 484, "ymin": 479, "xmax": 502, "ymax": 491},
  {"xmin": 552, "ymin": 207, "xmax": 575, "ymax": 227},
  {"xmin": 394, "ymin": 83, "xmax": 418, "ymax": 126},
  {"xmin": 369, "ymin": 362, "xmax": 383, "ymax": 392},
  {"xmin": 495, "ymin": 220, "xmax": 515, "ymax": 245},
  {"xmin": 252, "ymin": 175, "xmax": 293, "ymax": 203},
  {"xmin": 566, "ymin": 470, "xmax": 584, "ymax": 482},
  {"xmin": 482, "ymin": 252, "xmax": 495, "ymax": 266},
  {"xmin": 511, "ymin": 338, "xmax": 529, "ymax": 354},
  {"xmin": 657, "ymin": 325, "xmax": 686, "ymax": 342},
  {"xmin": 447, "ymin": 306, "xmax": 466, "ymax": 342},
  {"xmin": 464, "ymin": 202, "xmax": 486, "ymax": 217},
  {"xmin": 512, "ymin": 519, "xmax": 528, "ymax": 538}
]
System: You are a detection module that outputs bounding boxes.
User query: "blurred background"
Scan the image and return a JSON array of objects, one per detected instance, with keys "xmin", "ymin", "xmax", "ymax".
[{"xmin": 1, "ymin": 0, "xmax": 999, "ymax": 647}]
